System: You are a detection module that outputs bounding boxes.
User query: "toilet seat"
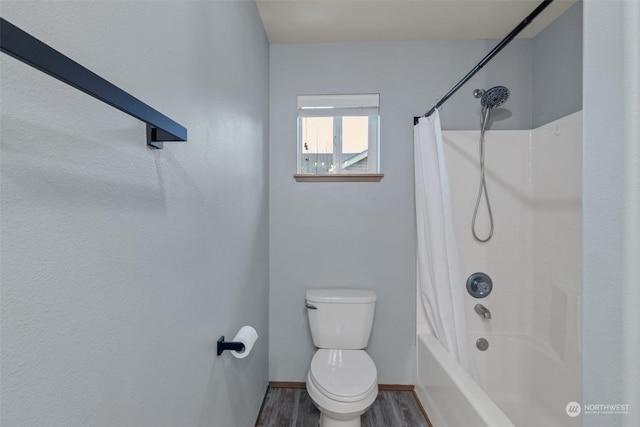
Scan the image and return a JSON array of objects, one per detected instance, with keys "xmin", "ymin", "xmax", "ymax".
[{"xmin": 309, "ymin": 349, "xmax": 377, "ymax": 403}]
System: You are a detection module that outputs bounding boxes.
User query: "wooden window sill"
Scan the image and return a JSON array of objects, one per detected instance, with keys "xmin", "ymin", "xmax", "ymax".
[{"xmin": 294, "ymin": 174, "xmax": 384, "ymax": 183}]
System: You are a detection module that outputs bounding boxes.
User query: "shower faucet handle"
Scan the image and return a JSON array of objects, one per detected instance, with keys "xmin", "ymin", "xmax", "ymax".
[
  {"xmin": 466, "ymin": 272, "xmax": 493, "ymax": 298},
  {"xmin": 473, "ymin": 279, "xmax": 490, "ymax": 293}
]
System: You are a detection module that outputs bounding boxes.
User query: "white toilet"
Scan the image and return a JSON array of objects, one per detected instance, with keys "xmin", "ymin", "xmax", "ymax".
[{"xmin": 305, "ymin": 288, "xmax": 378, "ymax": 427}]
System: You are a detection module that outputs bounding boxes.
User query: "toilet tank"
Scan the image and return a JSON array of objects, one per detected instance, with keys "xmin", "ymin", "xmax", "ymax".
[{"xmin": 306, "ymin": 288, "xmax": 377, "ymax": 349}]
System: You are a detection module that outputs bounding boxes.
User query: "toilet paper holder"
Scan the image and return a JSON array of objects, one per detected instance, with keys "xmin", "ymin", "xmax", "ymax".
[{"xmin": 217, "ymin": 336, "xmax": 245, "ymax": 356}]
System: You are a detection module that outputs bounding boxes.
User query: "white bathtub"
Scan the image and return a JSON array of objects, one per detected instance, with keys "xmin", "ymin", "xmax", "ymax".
[
  {"xmin": 416, "ymin": 333, "xmax": 514, "ymax": 427},
  {"xmin": 416, "ymin": 333, "xmax": 580, "ymax": 427}
]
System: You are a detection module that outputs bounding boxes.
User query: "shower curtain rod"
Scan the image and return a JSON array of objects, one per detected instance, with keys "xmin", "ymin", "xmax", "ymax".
[{"xmin": 419, "ymin": 0, "xmax": 554, "ymax": 120}]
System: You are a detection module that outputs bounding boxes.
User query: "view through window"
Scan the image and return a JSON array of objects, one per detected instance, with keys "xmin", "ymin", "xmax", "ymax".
[{"xmin": 297, "ymin": 94, "xmax": 379, "ymax": 175}]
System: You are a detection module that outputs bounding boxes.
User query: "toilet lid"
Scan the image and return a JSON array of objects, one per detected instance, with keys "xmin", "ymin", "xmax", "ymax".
[{"xmin": 310, "ymin": 349, "xmax": 377, "ymax": 400}]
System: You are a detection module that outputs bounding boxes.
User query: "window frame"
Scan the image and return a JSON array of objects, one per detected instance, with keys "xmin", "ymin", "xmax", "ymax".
[{"xmin": 296, "ymin": 94, "xmax": 382, "ymax": 182}]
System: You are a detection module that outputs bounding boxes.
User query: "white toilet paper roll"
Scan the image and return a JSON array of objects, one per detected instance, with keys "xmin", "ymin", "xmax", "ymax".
[{"xmin": 230, "ymin": 326, "xmax": 258, "ymax": 359}]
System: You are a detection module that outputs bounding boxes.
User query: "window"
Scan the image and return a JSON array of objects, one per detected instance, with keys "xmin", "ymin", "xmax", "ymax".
[{"xmin": 296, "ymin": 94, "xmax": 381, "ymax": 181}]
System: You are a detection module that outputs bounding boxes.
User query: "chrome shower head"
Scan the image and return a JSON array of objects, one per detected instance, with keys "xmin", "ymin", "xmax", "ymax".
[{"xmin": 480, "ymin": 86, "xmax": 509, "ymax": 109}]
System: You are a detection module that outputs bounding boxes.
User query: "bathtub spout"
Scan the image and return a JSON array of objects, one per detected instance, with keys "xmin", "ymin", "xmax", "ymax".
[{"xmin": 474, "ymin": 303, "xmax": 492, "ymax": 319}]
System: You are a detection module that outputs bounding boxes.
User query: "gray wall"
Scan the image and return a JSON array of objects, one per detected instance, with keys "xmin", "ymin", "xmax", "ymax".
[
  {"xmin": 269, "ymin": 3, "xmax": 583, "ymax": 385},
  {"xmin": 583, "ymin": 1, "xmax": 640, "ymax": 425},
  {"xmin": 533, "ymin": 1, "xmax": 583, "ymax": 127},
  {"xmin": 0, "ymin": 2, "xmax": 269, "ymax": 427}
]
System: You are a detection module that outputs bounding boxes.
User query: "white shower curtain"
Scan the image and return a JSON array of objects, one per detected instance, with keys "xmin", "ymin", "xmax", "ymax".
[{"xmin": 414, "ymin": 110, "xmax": 475, "ymax": 376}]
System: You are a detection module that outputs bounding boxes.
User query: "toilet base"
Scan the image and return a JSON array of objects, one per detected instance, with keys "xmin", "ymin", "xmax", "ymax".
[{"xmin": 320, "ymin": 412, "xmax": 361, "ymax": 427}]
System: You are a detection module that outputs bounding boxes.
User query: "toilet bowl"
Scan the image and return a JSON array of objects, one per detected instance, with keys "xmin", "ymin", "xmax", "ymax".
[{"xmin": 306, "ymin": 349, "xmax": 378, "ymax": 427}]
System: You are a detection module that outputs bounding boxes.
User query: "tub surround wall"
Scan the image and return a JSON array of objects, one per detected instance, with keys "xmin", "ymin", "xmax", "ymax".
[
  {"xmin": 439, "ymin": 111, "xmax": 582, "ymax": 426},
  {"xmin": 443, "ymin": 112, "xmax": 582, "ymax": 356},
  {"xmin": 530, "ymin": 112, "xmax": 582, "ymax": 364},
  {"xmin": 0, "ymin": 2, "xmax": 269, "ymax": 426},
  {"xmin": 442, "ymin": 129, "xmax": 533, "ymax": 339}
]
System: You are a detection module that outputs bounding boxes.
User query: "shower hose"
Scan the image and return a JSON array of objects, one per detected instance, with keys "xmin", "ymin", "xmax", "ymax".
[{"xmin": 472, "ymin": 108, "xmax": 494, "ymax": 242}]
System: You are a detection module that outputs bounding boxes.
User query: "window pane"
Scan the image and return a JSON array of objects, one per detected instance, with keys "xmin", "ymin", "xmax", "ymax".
[
  {"xmin": 297, "ymin": 94, "xmax": 379, "ymax": 175},
  {"xmin": 341, "ymin": 116, "xmax": 369, "ymax": 173},
  {"xmin": 301, "ymin": 117, "xmax": 334, "ymax": 174}
]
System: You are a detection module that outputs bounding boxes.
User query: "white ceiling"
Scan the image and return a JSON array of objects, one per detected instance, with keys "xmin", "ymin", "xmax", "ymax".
[{"xmin": 256, "ymin": 0, "xmax": 577, "ymax": 44}]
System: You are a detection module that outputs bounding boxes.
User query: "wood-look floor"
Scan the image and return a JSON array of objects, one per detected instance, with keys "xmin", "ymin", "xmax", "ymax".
[{"xmin": 255, "ymin": 387, "xmax": 430, "ymax": 427}]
